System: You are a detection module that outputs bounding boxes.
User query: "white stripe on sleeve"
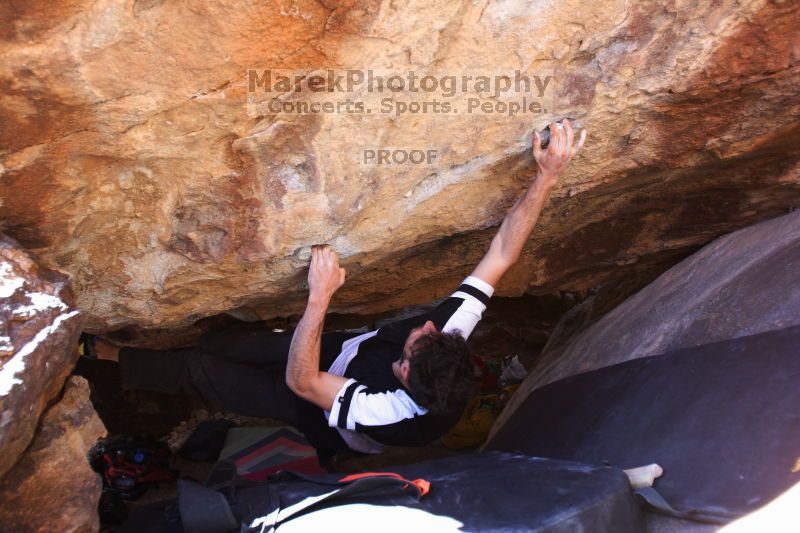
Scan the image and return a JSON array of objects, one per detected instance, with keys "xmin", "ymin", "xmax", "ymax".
[
  {"xmin": 464, "ymin": 275, "xmax": 495, "ymax": 298},
  {"xmin": 441, "ymin": 276, "xmax": 495, "ymax": 338},
  {"xmin": 330, "ymin": 387, "xmax": 427, "ymax": 431},
  {"xmin": 327, "ymin": 378, "xmax": 357, "ymax": 428}
]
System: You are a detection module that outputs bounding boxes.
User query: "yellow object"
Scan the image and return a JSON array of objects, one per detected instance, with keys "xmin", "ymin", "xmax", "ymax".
[
  {"xmin": 442, "ymin": 385, "xmax": 521, "ymax": 449},
  {"xmin": 442, "ymin": 394, "xmax": 500, "ymax": 450}
]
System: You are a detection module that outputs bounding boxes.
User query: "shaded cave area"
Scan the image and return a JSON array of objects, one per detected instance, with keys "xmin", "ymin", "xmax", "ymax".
[
  {"xmin": 74, "ymin": 291, "xmax": 568, "ymax": 451},
  {"xmin": 72, "ymin": 256, "xmax": 672, "ymax": 518}
]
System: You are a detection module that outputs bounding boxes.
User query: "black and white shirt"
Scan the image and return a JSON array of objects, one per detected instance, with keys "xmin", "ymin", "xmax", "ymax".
[{"xmin": 300, "ymin": 276, "xmax": 494, "ymax": 456}]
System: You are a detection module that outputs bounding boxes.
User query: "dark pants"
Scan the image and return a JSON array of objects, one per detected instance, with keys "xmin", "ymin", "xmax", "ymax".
[{"xmin": 119, "ymin": 322, "xmax": 360, "ymax": 426}]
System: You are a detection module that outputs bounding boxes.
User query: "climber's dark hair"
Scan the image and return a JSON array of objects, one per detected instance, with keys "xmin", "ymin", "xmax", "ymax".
[{"xmin": 406, "ymin": 330, "xmax": 475, "ymax": 416}]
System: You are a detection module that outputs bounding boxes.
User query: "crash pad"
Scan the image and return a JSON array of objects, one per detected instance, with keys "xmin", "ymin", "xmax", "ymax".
[
  {"xmin": 231, "ymin": 452, "xmax": 643, "ymax": 532},
  {"xmin": 132, "ymin": 451, "xmax": 642, "ymax": 532}
]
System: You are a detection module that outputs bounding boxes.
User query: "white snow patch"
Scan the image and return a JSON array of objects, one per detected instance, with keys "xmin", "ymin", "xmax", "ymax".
[
  {"xmin": 0, "ymin": 263, "xmax": 24, "ymax": 298},
  {"xmin": 0, "ymin": 336, "xmax": 12, "ymax": 352},
  {"xmin": 0, "ymin": 310, "xmax": 80, "ymax": 397},
  {"xmin": 11, "ymin": 292, "xmax": 68, "ymax": 318}
]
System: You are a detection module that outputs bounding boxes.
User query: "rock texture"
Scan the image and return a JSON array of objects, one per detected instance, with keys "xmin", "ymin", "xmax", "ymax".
[
  {"xmin": 0, "ymin": 234, "xmax": 83, "ymax": 477},
  {"xmin": 0, "ymin": 376, "xmax": 106, "ymax": 533},
  {"xmin": 488, "ymin": 208, "xmax": 800, "ymax": 444},
  {"xmin": 1, "ymin": 0, "xmax": 799, "ymax": 334}
]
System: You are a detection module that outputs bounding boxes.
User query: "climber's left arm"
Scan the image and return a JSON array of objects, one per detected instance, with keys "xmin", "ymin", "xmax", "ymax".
[
  {"xmin": 469, "ymin": 120, "xmax": 587, "ymax": 288},
  {"xmin": 285, "ymin": 245, "xmax": 349, "ymax": 410}
]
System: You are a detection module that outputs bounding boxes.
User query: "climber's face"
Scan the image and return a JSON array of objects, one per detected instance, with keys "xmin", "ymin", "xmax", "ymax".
[
  {"xmin": 403, "ymin": 320, "xmax": 437, "ymax": 359},
  {"xmin": 392, "ymin": 320, "xmax": 437, "ymax": 384}
]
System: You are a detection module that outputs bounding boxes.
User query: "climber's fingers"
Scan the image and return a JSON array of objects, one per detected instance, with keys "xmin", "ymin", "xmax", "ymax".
[
  {"xmin": 308, "ymin": 245, "xmax": 346, "ymax": 295},
  {"xmin": 549, "ymin": 122, "xmax": 560, "ymax": 154},
  {"xmin": 534, "ymin": 120, "xmax": 586, "ymax": 175},
  {"xmin": 557, "ymin": 122, "xmax": 567, "ymax": 155},
  {"xmin": 546, "ymin": 122, "xmax": 558, "ymax": 154},
  {"xmin": 533, "ymin": 130, "xmax": 542, "ymax": 160},
  {"xmin": 327, "ymin": 246, "xmax": 339, "ymax": 267},
  {"xmin": 311, "ymin": 244, "xmax": 335, "ymax": 268},
  {"xmin": 313, "ymin": 247, "xmax": 324, "ymax": 277}
]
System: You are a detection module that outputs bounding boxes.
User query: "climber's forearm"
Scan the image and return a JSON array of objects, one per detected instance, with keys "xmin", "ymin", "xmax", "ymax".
[
  {"xmin": 471, "ymin": 173, "xmax": 555, "ymax": 287},
  {"xmin": 285, "ymin": 295, "xmax": 348, "ymax": 410},
  {"xmin": 286, "ymin": 245, "xmax": 349, "ymax": 410},
  {"xmin": 493, "ymin": 173, "xmax": 555, "ymax": 264},
  {"xmin": 285, "ymin": 296, "xmax": 328, "ymax": 395}
]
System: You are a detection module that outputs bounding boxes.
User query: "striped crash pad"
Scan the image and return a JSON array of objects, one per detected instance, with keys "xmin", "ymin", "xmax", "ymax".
[{"xmin": 218, "ymin": 427, "xmax": 325, "ymax": 480}]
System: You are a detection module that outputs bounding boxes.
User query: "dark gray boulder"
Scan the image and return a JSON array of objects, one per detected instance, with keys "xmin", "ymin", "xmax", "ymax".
[{"xmin": 491, "ymin": 209, "xmax": 800, "ymax": 440}]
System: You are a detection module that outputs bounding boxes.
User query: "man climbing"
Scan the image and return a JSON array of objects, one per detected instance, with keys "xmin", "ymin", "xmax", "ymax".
[{"xmin": 85, "ymin": 120, "xmax": 586, "ymax": 465}]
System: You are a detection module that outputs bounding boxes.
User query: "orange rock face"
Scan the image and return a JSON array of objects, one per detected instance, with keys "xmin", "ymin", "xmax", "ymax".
[
  {"xmin": 0, "ymin": 1, "xmax": 799, "ymax": 334},
  {"xmin": 0, "ymin": 377, "xmax": 106, "ymax": 533}
]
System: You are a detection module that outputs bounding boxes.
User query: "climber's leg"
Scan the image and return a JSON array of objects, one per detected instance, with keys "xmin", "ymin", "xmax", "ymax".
[
  {"xmin": 196, "ymin": 322, "xmax": 361, "ymax": 369},
  {"xmin": 195, "ymin": 322, "xmax": 295, "ymax": 365},
  {"xmin": 118, "ymin": 346, "xmax": 198, "ymax": 395},
  {"xmin": 118, "ymin": 346, "xmax": 299, "ymax": 424}
]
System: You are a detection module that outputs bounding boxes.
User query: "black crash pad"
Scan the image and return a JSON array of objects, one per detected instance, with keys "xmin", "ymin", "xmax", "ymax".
[
  {"xmin": 239, "ymin": 452, "xmax": 643, "ymax": 532},
  {"xmin": 129, "ymin": 452, "xmax": 643, "ymax": 532},
  {"xmin": 487, "ymin": 325, "xmax": 800, "ymax": 522}
]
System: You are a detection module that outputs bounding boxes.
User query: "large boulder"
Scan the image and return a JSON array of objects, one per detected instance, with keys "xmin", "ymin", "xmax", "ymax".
[
  {"xmin": 0, "ymin": 234, "xmax": 83, "ymax": 477},
  {"xmin": 0, "ymin": 376, "xmax": 106, "ymax": 533},
  {"xmin": 489, "ymin": 208, "xmax": 800, "ymax": 442},
  {"xmin": 1, "ymin": 0, "xmax": 799, "ymax": 334}
]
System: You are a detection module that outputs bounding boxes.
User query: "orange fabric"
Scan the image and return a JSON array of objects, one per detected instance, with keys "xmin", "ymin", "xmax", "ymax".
[
  {"xmin": 411, "ymin": 478, "xmax": 431, "ymax": 497},
  {"xmin": 339, "ymin": 471, "xmax": 404, "ymax": 482},
  {"xmin": 339, "ymin": 471, "xmax": 431, "ymax": 497}
]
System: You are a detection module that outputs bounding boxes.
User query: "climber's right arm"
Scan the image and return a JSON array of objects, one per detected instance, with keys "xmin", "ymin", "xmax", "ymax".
[
  {"xmin": 285, "ymin": 245, "xmax": 348, "ymax": 411},
  {"xmin": 469, "ymin": 120, "xmax": 587, "ymax": 288}
]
